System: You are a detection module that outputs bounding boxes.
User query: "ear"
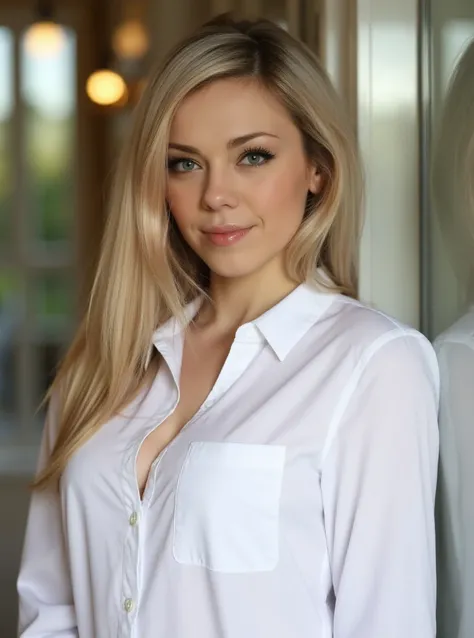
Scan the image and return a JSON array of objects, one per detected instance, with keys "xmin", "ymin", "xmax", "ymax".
[{"xmin": 308, "ymin": 166, "xmax": 323, "ymax": 196}]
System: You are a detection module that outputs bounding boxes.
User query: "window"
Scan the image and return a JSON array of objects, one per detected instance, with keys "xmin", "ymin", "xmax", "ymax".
[{"xmin": 0, "ymin": 15, "xmax": 77, "ymax": 472}]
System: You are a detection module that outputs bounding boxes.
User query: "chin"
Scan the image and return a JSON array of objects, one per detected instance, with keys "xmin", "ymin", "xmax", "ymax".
[{"xmin": 203, "ymin": 256, "xmax": 265, "ymax": 280}]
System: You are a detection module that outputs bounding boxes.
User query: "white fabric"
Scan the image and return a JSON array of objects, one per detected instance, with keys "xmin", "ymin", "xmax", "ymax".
[
  {"xmin": 435, "ymin": 307, "xmax": 474, "ymax": 638},
  {"xmin": 17, "ymin": 283, "xmax": 440, "ymax": 638}
]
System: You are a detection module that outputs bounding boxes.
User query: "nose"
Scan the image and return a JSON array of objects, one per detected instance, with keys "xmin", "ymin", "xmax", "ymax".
[{"xmin": 201, "ymin": 166, "xmax": 238, "ymax": 211}]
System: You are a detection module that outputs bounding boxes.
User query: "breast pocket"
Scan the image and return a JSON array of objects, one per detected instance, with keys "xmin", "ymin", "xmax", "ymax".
[{"xmin": 173, "ymin": 441, "xmax": 286, "ymax": 573}]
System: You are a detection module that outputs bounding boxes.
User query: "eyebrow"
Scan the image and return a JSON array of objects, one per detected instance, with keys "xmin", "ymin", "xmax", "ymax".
[{"xmin": 168, "ymin": 132, "xmax": 279, "ymax": 154}]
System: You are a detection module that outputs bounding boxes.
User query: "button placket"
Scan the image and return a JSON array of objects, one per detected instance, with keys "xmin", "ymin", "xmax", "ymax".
[{"xmin": 119, "ymin": 457, "xmax": 144, "ymax": 636}]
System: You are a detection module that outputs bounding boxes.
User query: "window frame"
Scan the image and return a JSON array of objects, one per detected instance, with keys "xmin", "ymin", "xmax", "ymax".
[{"xmin": 0, "ymin": 1, "xmax": 107, "ymax": 476}]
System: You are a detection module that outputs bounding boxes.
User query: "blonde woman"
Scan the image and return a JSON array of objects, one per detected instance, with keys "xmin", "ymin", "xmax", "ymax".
[{"xmin": 17, "ymin": 15, "xmax": 439, "ymax": 638}]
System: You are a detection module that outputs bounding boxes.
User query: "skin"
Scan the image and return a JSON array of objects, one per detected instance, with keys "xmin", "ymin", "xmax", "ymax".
[
  {"xmin": 136, "ymin": 78, "xmax": 322, "ymax": 495},
  {"xmin": 166, "ymin": 76, "xmax": 322, "ymax": 330}
]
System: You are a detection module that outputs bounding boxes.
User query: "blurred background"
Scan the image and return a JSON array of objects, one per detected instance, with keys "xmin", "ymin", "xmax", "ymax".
[{"xmin": 0, "ymin": 0, "xmax": 473, "ymax": 635}]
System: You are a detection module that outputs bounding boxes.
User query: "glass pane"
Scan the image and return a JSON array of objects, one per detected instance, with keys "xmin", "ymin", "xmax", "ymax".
[
  {"xmin": 0, "ymin": 271, "xmax": 20, "ymax": 435},
  {"xmin": 34, "ymin": 272, "xmax": 73, "ymax": 339},
  {"xmin": 0, "ymin": 28, "xmax": 14, "ymax": 253},
  {"xmin": 21, "ymin": 26, "xmax": 76, "ymax": 246},
  {"xmin": 428, "ymin": 13, "xmax": 474, "ymax": 339},
  {"xmin": 33, "ymin": 271, "xmax": 73, "ymax": 425},
  {"xmin": 427, "ymin": 7, "xmax": 474, "ymax": 638}
]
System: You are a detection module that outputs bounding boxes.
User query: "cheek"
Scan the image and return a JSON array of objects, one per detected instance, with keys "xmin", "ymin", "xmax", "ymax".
[
  {"xmin": 166, "ymin": 180, "xmax": 199, "ymax": 230},
  {"xmin": 253, "ymin": 165, "xmax": 308, "ymax": 227}
]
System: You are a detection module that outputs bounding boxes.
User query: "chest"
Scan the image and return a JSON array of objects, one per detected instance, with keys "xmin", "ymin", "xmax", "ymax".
[
  {"xmin": 64, "ymin": 329, "xmax": 348, "ymax": 508},
  {"xmin": 62, "ymin": 354, "xmax": 334, "ymax": 577},
  {"xmin": 136, "ymin": 332, "xmax": 235, "ymax": 496}
]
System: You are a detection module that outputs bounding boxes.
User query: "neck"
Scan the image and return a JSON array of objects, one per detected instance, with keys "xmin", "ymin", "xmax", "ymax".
[{"xmin": 196, "ymin": 260, "xmax": 299, "ymax": 334}]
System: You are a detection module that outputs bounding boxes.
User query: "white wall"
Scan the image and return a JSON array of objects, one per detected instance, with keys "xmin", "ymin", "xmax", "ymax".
[{"xmin": 355, "ymin": 0, "xmax": 421, "ymax": 328}]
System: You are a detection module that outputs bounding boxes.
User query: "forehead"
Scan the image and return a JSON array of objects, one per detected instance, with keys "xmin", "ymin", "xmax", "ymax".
[{"xmin": 169, "ymin": 77, "xmax": 295, "ymax": 143}]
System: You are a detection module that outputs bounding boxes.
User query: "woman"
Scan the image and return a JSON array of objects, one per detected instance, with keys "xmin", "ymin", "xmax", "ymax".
[{"xmin": 17, "ymin": 15, "xmax": 439, "ymax": 638}]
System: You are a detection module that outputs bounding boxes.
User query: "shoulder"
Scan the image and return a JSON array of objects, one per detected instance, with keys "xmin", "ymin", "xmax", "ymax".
[
  {"xmin": 326, "ymin": 296, "xmax": 439, "ymax": 394},
  {"xmin": 332, "ymin": 295, "xmax": 435, "ymax": 358},
  {"xmin": 319, "ymin": 298, "xmax": 439, "ymax": 469}
]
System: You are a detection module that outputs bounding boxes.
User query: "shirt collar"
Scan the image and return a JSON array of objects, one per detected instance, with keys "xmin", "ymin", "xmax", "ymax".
[
  {"xmin": 152, "ymin": 280, "xmax": 337, "ymax": 362},
  {"xmin": 250, "ymin": 282, "xmax": 336, "ymax": 361}
]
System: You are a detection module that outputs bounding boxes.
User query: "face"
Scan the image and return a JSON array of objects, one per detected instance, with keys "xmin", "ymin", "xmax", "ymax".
[{"xmin": 166, "ymin": 77, "xmax": 322, "ymax": 282}]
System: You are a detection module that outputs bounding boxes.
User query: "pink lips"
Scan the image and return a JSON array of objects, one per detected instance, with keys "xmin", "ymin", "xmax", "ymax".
[{"xmin": 202, "ymin": 225, "xmax": 252, "ymax": 247}]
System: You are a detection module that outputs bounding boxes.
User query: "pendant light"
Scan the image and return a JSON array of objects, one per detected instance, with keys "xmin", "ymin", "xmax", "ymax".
[
  {"xmin": 86, "ymin": 69, "xmax": 128, "ymax": 106},
  {"xmin": 86, "ymin": 48, "xmax": 128, "ymax": 107},
  {"xmin": 112, "ymin": 19, "xmax": 149, "ymax": 61},
  {"xmin": 112, "ymin": 1, "xmax": 149, "ymax": 61},
  {"xmin": 24, "ymin": 0, "xmax": 65, "ymax": 58}
]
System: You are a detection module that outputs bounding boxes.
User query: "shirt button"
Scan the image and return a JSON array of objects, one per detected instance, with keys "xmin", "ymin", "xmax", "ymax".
[
  {"xmin": 129, "ymin": 512, "xmax": 138, "ymax": 526},
  {"xmin": 124, "ymin": 598, "xmax": 134, "ymax": 613}
]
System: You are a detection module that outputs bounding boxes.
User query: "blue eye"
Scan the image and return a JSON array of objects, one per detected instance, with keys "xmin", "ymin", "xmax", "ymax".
[
  {"xmin": 241, "ymin": 153, "xmax": 266, "ymax": 166},
  {"xmin": 167, "ymin": 158, "xmax": 198, "ymax": 173},
  {"xmin": 239, "ymin": 147, "xmax": 275, "ymax": 167}
]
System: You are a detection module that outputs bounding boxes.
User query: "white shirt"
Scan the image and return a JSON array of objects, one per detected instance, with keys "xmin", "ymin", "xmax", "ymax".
[
  {"xmin": 435, "ymin": 307, "xmax": 474, "ymax": 638},
  {"xmin": 18, "ymin": 283, "xmax": 439, "ymax": 638}
]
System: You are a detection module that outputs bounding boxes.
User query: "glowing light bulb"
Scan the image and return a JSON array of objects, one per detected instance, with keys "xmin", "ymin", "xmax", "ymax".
[
  {"xmin": 86, "ymin": 70, "xmax": 128, "ymax": 106},
  {"xmin": 112, "ymin": 19, "xmax": 149, "ymax": 60},
  {"xmin": 24, "ymin": 21, "xmax": 65, "ymax": 57}
]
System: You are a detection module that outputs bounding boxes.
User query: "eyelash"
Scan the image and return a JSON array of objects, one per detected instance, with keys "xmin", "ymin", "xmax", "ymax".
[
  {"xmin": 166, "ymin": 146, "xmax": 276, "ymax": 172},
  {"xmin": 240, "ymin": 146, "xmax": 275, "ymax": 164}
]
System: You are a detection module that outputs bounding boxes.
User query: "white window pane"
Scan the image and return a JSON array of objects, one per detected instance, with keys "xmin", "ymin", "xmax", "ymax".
[
  {"xmin": 0, "ymin": 27, "xmax": 14, "ymax": 253},
  {"xmin": 21, "ymin": 26, "xmax": 76, "ymax": 246}
]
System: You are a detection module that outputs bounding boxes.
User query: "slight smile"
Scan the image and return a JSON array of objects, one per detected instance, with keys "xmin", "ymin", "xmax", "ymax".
[{"xmin": 202, "ymin": 225, "xmax": 254, "ymax": 247}]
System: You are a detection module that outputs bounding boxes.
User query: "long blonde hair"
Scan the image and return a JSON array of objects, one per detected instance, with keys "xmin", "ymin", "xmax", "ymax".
[{"xmin": 35, "ymin": 14, "xmax": 363, "ymax": 489}]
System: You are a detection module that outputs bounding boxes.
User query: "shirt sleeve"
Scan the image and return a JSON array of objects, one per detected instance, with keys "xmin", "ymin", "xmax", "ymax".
[
  {"xmin": 320, "ymin": 332, "xmax": 439, "ymax": 638},
  {"xmin": 435, "ymin": 339, "xmax": 474, "ymax": 638},
  {"xmin": 17, "ymin": 395, "xmax": 78, "ymax": 637}
]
